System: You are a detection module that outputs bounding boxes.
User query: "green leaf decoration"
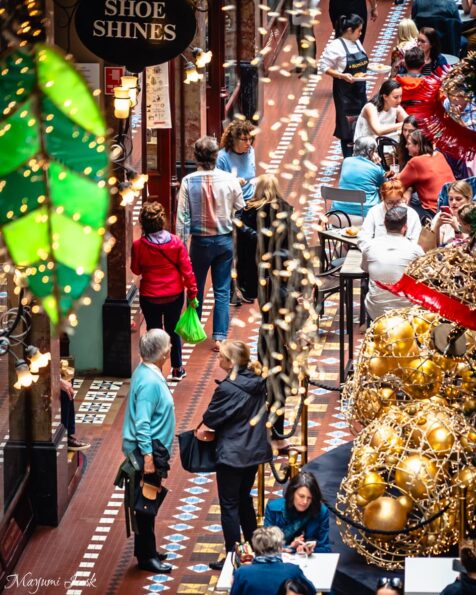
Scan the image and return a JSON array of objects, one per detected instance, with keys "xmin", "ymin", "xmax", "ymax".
[{"xmin": 0, "ymin": 43, "xmax": 110, "ymax": 329}]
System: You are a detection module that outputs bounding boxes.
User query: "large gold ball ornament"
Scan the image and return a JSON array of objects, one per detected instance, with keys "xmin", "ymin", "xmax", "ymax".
[
  {"xmin": 373, "ymin": 316, "xmax": 415, "ymax": 356},
  {"xmin": 426, "ymin": 425, "xmax": 455, "ymax": 454},
  {"xmin": 363, "ymin": 497, "xmax": 408, "ymax": 541},
  {"xmin": 400, "ymin": 358, "xmax": 442, "ymax": 400},
  {"xmin": 452, "ymin": 466, "xmax": 476, "ymax": 491},
  {"xmin": 370, "ymin": 426, "xmax": 403, "ymax": 452},
  {"xmin": 337, "ymin": 399, "xmax": 475, "ymax": 569},
  {"xmin": 394, "ymin": 455, "xmax": 437, "ymax": 500},
  {"xmin": 358, "ymin": 472, "xmax": 386, "ymax": 501}
]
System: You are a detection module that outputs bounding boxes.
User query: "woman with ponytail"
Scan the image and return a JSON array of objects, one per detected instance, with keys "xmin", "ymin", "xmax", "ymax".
[
  {"xmin": 320, "ymin": 13, "xmax": 369, "ymax": 157},
  {"xmin": 203, "ymin": 340, "xmax": 272, "ymax": 571}
]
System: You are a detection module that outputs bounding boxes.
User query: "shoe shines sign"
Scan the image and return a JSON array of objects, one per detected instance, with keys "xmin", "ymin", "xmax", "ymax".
[{"xmin": 75, "ymin": 0, "xmax": 197, "ymax": 72}]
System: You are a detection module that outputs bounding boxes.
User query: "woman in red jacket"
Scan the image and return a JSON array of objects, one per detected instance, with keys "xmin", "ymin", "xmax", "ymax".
[{"xmin": 131, "ymin": 201, "xmax": 198, "ymax": 381}]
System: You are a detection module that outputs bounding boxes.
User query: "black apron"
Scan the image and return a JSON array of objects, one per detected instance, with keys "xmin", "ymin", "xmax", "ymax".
[{"xmin": 332, "ymin": 38, "xmax": 368, "ymax": 141}]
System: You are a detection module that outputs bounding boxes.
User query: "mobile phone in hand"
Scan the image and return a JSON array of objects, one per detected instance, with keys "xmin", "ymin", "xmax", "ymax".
[{"xmin": 440, "ymin": 206, "xmax": 451, "ymax": 214}]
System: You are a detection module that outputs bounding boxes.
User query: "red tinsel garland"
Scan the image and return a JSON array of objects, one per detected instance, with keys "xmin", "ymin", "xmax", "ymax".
[
  {"xmin": 410, "ymin": 70, "xmax": 476, "ymax": 160},
  {"xmin": 377, "ymin": 274, "xmax": 476, "ymax": 331}
]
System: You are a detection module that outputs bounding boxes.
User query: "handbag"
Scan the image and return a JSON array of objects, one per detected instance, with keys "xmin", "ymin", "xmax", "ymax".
[
  {"xmin": 418, "ymin": 226, "xmax": 437, "ymax": 253},
  {"xmin": 177, "ymin": 422, "xmax": 217, "ymax": 473},
  {"xmin": 134, "ymin": 473, "xmax": 168, "ymax": 516}
]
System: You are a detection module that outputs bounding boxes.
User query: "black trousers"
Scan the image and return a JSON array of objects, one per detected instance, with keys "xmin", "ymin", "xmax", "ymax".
[
  {"xmin": 134, "ymin": 511, "xmax": 157, "ymax": 561},
  {"xmin": 60, "ymin": 389, "xmax": 75, "ymax": 436},
  {"xmin": 296, "ymin": 25, "xmax": 317, "ymax": 70},
  {"xmin": 216, "ymin": 464, "xmax": 258, "ymax": 551},
  {"xmin": 140, "ymin": 293, "xmax": 184, "ymax": 368}
]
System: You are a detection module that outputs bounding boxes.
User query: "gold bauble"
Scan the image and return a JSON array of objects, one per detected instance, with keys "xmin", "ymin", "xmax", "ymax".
[
  {"xmin": 373, "ymin": 316, "xmax": 415, "ymax": 357},
  {"xmin": 401, "ymin": 358, "xmax": 442, "ymax": 399},
  {"xmin": 397, "ymin": 494, "xmax": 414, "ymax": 513},
  {"xmin": 429, "ymin": 396, "xmax": 449, "ymax": 407},
  {"xmin": 370, "ymin": 426, "xmax": 403, "ymax": 452},
  {"xmin": 356, "ymin": 495, "xmax": 369, "ymax": 507},
  {"xmin": 452, "ymin": 466, "xmax": 476, "ymax": 491},
  {"xmin": 426, "ymin": 426, "xmax": 455, "ymax": 454},
  {"xmin": 433, "ymin": 353, "xmax": 460, "ymax": 373},
  {"xmin": 368, "ymin": 357, "xmax": 393, "ymax": 377},
  {"xmin": 358, "ymin": 472, "xmax": 386, "ymax": 501},
  {"xmin": 353, "ymin": 445, "xmax": 378, "ymax": 469},
  {"xmin": 394, "ymin": 455, "xmax": 437, "ymax": 500},
  {"xmin": 411, "ymin": 314, "xmax": 434, "ymax": 339},
  {"xmin": 379, "ymin": 387, "xmax": 397, "ymax": 404},
  {"xmin": 363, "ymin": 497, "xmax": 408, "ymax": 541},
  {"xmin": 463, "ymin": 398, "xmax": 476, "ymax": 415}
]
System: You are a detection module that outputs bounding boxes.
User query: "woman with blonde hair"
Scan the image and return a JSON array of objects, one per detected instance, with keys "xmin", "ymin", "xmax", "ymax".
[
  {"xmin": 431, "ymin": 181, "xmax": 474, "ymax": 245},
  {"xmin": 234, "ymin": 174, "xmax": 292, "ymax": 302},
  {"xmin": 203, "ymin": 340, "xmax": 272, "ymax": 571},
  {"xmin": 359, "ymin": 179, "xmax": 421, "ymax": 245},
  {"xmin": 131, "ymin": 200, "xmax": 197, "ymax": 381},
  {"xmin": 390, "ymin": 18, "xmax": 419, "ymax": 76}
]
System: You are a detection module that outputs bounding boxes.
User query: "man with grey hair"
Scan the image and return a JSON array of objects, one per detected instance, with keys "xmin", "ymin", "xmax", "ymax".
[
  {"xmin": 332, "ymin": 135, "xmax": 385, "ymax": 223},
  {"xmin": 230, "ymin": 526, "xmax": 315, "ymax": 594},
  {"xmin": 176, "ymin": 135, "xmax": 245, "ymax": 351},
  {"xmin": 361, "ymin": 206, "xmax": 424, "ymax": 320},
  {"xmin": 122, "ymin": 329, "xmax": 175, "ymax": 573}
]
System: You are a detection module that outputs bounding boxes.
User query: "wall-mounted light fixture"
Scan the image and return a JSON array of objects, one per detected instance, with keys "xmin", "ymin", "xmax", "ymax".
[
  {"xmin": 193, "ymin": 47, "xmax": 213, "ymax": 69},
  {"xmin": 0, "ymin": 288, "xmax": 51, "ymax": 390},
  {"xmin": 184, "ymin": 61, "xmax": 203, "ymax": 85},
  {"xmin": 113, "ymin": 87, "xmax": 132, "ymax": 119}
]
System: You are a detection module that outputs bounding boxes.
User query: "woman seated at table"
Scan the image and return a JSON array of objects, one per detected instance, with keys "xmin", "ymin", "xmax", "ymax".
[
  {"xmin": 230, "ymin": 526, "xmax": 315, "ymax": 595},
  {"xmin": 396, "ymin": 115, "xmax": 419, "ymax": 170},
  {"xmin": 353, "ymin": 80, "xmax": 407, "ymax": 143},
  {"xmin": 359, "ymin": 180, "xmax": 421, "ymax": 247},
  {"xmin": 264, "ymin": 471, "xmax": 330, "ymax": 554},
  {"xmin": 431, "ymin": 181, "xmax": 474, "ymax": 245},
  {"xmin": 414, "ymin": 27, "xmax": 448, "ymax": 76},
  {"xmin": 332, "ymin": 136, "xmax": 386, "ymax": 224},
  {"xmin": 398, "ymin": 130, "xmax": 455, "ymax": 222}
]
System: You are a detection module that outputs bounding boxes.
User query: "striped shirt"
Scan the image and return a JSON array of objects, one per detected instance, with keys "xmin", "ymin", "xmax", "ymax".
[{"xmin": 176, "ymin": 168, "xmax": 244, "ymax": 243}]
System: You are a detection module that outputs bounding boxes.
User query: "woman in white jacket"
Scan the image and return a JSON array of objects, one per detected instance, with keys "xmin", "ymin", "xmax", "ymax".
[{"xmin": 292, "ymin": 0, "xmax": 320, "ymax": 76}]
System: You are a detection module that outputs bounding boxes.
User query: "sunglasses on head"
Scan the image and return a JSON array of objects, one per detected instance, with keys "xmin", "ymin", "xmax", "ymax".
[{"xmin": 377, "ymin": 577, "xmax": 403, "ymax": 590}]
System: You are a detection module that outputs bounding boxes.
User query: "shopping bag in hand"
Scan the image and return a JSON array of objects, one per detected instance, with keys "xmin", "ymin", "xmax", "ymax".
[{"xmin": 174, "ymin": 299, "xmax": 207, "ymax": 344}]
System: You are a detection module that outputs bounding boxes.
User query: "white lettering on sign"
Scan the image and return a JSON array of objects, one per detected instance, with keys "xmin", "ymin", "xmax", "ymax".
[
  {"xmin": 93, "ymin": 20, "xmax": 176, "ymax": 41},
  {"xmin": 94, "ymin": 1, "xmax": 174, "ymax": 41},
  {"xmin": 104, "ymin": 0, "xmax": 166, "ymax": 19}
]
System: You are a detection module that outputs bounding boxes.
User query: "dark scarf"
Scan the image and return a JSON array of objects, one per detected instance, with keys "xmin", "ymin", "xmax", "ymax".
[{"xmin": 282, "ymin": 507, "xmax": 312, "ymax": 544}]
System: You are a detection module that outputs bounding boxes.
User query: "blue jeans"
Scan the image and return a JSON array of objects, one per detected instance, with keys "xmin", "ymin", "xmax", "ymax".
[{"xmin": 190, "ymin": 234, "xmax": 233, "ymax": 340}]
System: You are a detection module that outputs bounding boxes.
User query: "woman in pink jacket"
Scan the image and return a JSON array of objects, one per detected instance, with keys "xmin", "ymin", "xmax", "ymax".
[{"xmin": 131, "ymin": 201, "xmax": 198, "ymax": 381}]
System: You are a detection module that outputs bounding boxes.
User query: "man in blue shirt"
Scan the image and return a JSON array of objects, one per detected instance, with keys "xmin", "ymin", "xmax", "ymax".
[{"xmin": 122, "ymin": 329, "xmax": 176, "ymax": 574}]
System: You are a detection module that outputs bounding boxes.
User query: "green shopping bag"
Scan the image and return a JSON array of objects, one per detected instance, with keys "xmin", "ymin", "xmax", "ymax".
[{"xmin": 175, "ymin": 299, "xmax": 207, "ymax": 344}]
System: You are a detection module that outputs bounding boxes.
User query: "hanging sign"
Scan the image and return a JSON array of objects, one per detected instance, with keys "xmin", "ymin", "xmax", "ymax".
[
  {"xmin": 74, "ymin": 0, "xmax": 197, "ymax": 72},
  {"xmin": 146, "ymin": 64, "xmax": 172, "ymax": 128}
]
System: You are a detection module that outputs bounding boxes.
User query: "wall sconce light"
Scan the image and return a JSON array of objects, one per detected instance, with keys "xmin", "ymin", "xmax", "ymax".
[
  {"xmin": 118, "ymin": 181, "xmax": 136, "ymax": 206},
  {"xmin": 184, "ymin": 61, "xmax": 203, "ymax": 85},
  {"xmin": 113, "ymin": 86, "xmax": 132, "ymax": 119},
  {"xmin": 128, "ymin": 171, "xmax": 148, "ymax": 192},
  {"xmin": 13, "ymin": 360, "xmax": 39, "ymax": 390},
  {"xmin": 26, "ymin": 345, "xmax": 51, "ymax": 374},
  {"xmin": 193, "ymin": 47, "xmax": 213, "ymax": 69},
  {"xmin": 121, "ymin": 75, "xmax": 139, "ymax": 107}
]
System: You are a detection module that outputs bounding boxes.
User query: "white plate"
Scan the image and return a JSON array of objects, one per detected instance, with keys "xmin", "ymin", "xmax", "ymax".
[
  {"xmin": 342, "ymin": 228, "xmax": 360, "ymax": 238},
  {"xmin": 367, "ymin": 63, "xmax": 391, "ymax": 74}
]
